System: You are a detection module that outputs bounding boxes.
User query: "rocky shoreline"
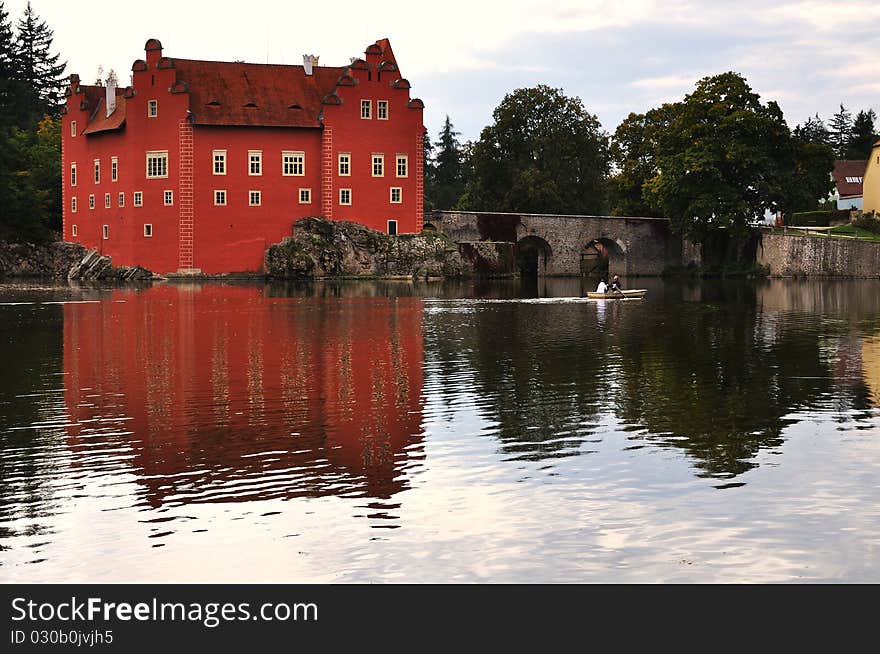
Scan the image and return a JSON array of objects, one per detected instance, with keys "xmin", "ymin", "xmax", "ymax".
[
  {"xmin": 1, "ymin": 218, "xmax": 513, "ymax": 282},
  {"xmin": 264, "ymin": 217, "xmax": 472, "ymax": 279},
  {"xmin": 0, "ymin": 240, "xmax": 153, "ymax": 281}
]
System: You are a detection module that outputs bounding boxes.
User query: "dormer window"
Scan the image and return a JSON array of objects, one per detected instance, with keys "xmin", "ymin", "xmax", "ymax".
[
  {"xmin": 288, "ymin": 103, "xmax": 302, "ymax": 110},
  {"xmin": 243, "ymin": 101, "xmax": 258, "ymax": 108}
]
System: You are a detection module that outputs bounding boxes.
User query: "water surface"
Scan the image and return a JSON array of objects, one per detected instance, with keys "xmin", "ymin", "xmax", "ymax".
[{"xmin": 1, "ymin": 277, "xmax": 879, "ymax": 582}]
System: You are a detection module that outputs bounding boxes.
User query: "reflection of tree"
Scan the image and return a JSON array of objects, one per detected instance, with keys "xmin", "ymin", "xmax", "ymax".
[
  {"xmin": 613, "ymin": 292, "xmax": 827, "ymax": 478},
  {"xmin": 0, "ymin": 302, "xmax": 64, "ymax": 539},
  {"xmin": 427, "ymin": 301, "xmax": 606, "ymax": 461},
  {"xmin": 426, "ymin": 279, "xmax": 875, "ymax": 479}
]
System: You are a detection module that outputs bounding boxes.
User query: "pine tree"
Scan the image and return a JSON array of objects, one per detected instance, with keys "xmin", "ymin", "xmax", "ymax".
[
  {"xmin": 845, "ymin": 109, "xmax": 877, "ymax": 160},
  {"xmin": 793, "ymin": 113, "xmax": 830, "ymax": 145},
  {"xmin": 0, "ymin": 0, "xmax": 22, "ymax": 127},
  {"xmin": 432, "ymin": 116, "xmax": 466, "ymax": 210},
  {"xmin": 423, "ymin": 130, "xmax": 436, "ymax": 210},
  {"xmin": 14, "ymin": 1, "xmax": 66, "ymax": 124},
  {"xmin": 828, "ymin": 104, "xmax": 853, "ymax": 158}
]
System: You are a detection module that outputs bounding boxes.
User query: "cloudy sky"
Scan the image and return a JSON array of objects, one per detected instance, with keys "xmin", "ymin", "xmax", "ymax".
[{"xmin": 7, "ymin": 0, "xmax": 878, "ymax": 142}]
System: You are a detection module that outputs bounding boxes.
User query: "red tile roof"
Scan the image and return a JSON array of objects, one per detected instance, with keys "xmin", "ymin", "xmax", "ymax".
[
  {"xmin": 78, "ymin": 39, "xmax": 402, "ymax": 131},
  {"xmin": 175, "ymin": 59, "xmax": 347, "ymax": 128},
  {"xmin": 81, "ymin": 87, "xmax": 126, "ymax": 134},
  {"xmin": 832, "ymin": 160, "xmax": 867, "ymax": 198}
]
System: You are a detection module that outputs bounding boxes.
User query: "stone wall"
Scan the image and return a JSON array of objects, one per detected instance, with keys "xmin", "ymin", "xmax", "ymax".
[
  {"xmin": 758, "ymin": 232, "xmax": 880, "ymax": 277},
  {"xmin": 426, "ymin": 210, "xmax": 697, "ymax": 276}
]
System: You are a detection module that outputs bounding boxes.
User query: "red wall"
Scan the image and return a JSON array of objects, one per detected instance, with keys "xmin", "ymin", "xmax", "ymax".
[
  {"xmin": 191, "ymin": 126, "xmax": 322, "ymax": 274},
  {"xmin": 320, "ymin": 64, "xmax": 424, "ymax": 235},
  {"xmin": 62, "ymin": 52, "xmax": 188, "ymax": 274},
  {"xmin": 61, "ymin": 40, "xmax": 425, "ymax": 275}
]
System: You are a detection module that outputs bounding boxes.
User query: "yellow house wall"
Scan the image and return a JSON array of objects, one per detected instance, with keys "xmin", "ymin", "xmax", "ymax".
[{"xmin": 864, "ymin": 143, "xmax": 880, "ymax": 214}]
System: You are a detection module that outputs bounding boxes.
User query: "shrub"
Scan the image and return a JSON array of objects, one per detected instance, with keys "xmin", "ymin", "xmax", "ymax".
[{"xmin": 787, "ymin": 210, "xmax": 850, "ymax": 227}]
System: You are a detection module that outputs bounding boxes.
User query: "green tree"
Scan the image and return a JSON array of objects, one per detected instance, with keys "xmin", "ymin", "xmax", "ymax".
[
  {"xmin": 14, "ymin": 1, "xmax": 66, "ymax": 124},
  {"xmin": 793, "ymin": 113, "xmax": 830, "ymax": 146},
  {"xmin": 608, "ymin": 105, "xmax": 676, "ymax": 217},
  {"xmin": 423, "ymin": 130, "xmax": 435, "ymax": 210},
  {"xmin": 460, "ymin": 85, "xmax": 609, "ymax": 215},
  {"xmin": 641, "ymin": 72, "xmax": 832, "ymax": 242},
  {"xmin": 845, "ymin": 109, "xmax": 877, "ymax": 160},
  {"xmin": 0, "ymin": 0, "xmax": 23, "ymax": 128},
  {"xmin": 783, "ymin": 136, "xmax": 836, "ymax": 213},
  {"xmin": 828, "ymin": 103, "xmax": 853, "ymax": 158},
  {"xmin": 0, "ymin": 125, "xmax": 52, "ymax": 242},
  {"xmin": 431, "ymin": 115, "xmax": 466, "ymax": 210}
]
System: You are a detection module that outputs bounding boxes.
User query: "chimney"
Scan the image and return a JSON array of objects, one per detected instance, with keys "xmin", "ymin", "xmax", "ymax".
[
  {"xmin": 105, "ymin": 70, "xmax": 118, "ymax": 117},
  {"xmin": 302, "ymin": 54, "xmax": 319, "ymax": 76}
]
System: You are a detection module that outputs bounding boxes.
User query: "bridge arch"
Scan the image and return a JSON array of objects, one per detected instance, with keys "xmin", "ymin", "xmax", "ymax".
[
  {"xmin": 580, "ymin": 237, "xmax": 626, "ymax": 276},
  {"xmin": 516, "ymin": 235, "xmax": 552, "ymax": 278}
]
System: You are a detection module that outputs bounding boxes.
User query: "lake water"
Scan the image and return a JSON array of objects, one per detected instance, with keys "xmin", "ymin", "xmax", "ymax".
[{"xmin": 1, "ymin": 276, "xmax": 879, "ymax": 582}]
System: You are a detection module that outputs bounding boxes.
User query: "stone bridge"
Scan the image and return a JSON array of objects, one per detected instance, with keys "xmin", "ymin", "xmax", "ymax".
[{"xmin": 424, "ymin": 211, "xmax": 700, "ymax": 276}]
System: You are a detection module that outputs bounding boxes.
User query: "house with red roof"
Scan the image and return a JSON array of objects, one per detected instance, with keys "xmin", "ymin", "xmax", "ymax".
[
  {"xmin": 61, "ymin": 38, "xmax": 425, "ymax": 274},
  {"xmin": 830, "ymin": 160, "xmax": 867, "ymax": 210}
]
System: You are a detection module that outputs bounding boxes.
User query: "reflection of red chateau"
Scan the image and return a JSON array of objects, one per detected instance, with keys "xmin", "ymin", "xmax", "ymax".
[
  {"xmin": 61, "ymin": 38, "xmax": 425, "ymax": 274},
  {"xmin": 63, "ymin": 286, "xmax": 424, "ymax": 504}
]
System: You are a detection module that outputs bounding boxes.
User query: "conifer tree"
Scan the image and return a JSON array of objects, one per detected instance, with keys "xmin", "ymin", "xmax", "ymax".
[
  {"xmin": 14, "ymin": 1, "xmax": 66, "ymax": 124},
  {"xmin": 0, "ymin": 0, "xmax": 22, "ymax": 127},
  {"xmin": 793, "ymin": 113, "xmax": 830, "ymax": 146},
  {"xmin": 845, "ymin": 109, "xmax": 877, "ymax": 160},
  {"xmin": 432, "ymin": 115, "xmax": 466, "ymax": 210},
  {"xmin": 828, "ymin": 104, "xmax": 853, "ymax": 158}
]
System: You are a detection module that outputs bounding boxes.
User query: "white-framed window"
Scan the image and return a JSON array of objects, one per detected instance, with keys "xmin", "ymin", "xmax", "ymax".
[
  {"xmin": 146, "ymin": 151, "xmax": 168, "ymax": 178},
  {"xmin": 298, "ymin": 188, "xmax": 311, "ymax": 204},
  {"xmin": 338, "ymin": 152, "xmax": 351, "ymax": 176},
  {"xmin": 339, "ymin": 188, "xmax": 351, "ymax": 205},
  {"xmin": 102, "ymin": 225, "xmax": 109, "ymax": 239},
  {"xmin": 214, "ymin": 190, "xmax": 227, "ymax": 206},
  {"xmin": 94, "ymin": 159, "xmax": 100, "ymax": 184},
  {"xmin": 249, "ymin": 190, "xmax": 261, "ymax": 206},
  {"xmin": 134, "ymin": 191, "xmax": 143, "ymax": 207},
  {"xmin": 143, "ymin": 224, "xmax": 153, "ymax": 237},
  {"xmin": 390, "ymin": 187, "xmax": 402, "ymax": 203},
  {"xmin": 71, "ymin": 197, "xmax": 77, "ymax": 213},
  {"xmin": 88, "ymin": 194, "xmax": 95, "ymax": 209},
  {"xmin": 249, "ymin": 150, "xmax": 262, "ymax": 176},
  {"xmin": 70, "ymin": 163, "xmax": 77, "ymax": 187},
  {"xmin": 360, "ymin": 99, "xmax": 371, "ymax": 119},
  {"xmin": 111, "ymin": 157, "xmax": 118, "ymax": 182},
  {"xmin": 71, "ymin": 224, "xmax": 77, "ymax": 237},
  {"xmin": 396, "ymin": 154, "xmax": 408, "ymax": 178},
  {"xmin": 377, "ymin": 100, "xmax": 389, "ymax": 120},
  {"xmin": 387, "ymin": 220, "xmax": 398, "ymax": 236},
  {"xmin": 71, "ymin": 120, "xmax": 77, "ymax": 137},
  {"xmin": 283, "ymin": 151, "xmax": 305, "ymax": 176},
  {"xmin": 148, "ymin": 100, "xmax": 158, "ymax": 118},
  {"xmin": 213, "ymin": 150, "xmax": 226, "ymax": 175},
  {"xmin": 118, "ymin": 192, "xmax": 125, "ymax": 207},
  {"xmin": 164, "ymin": 190, "xmax": 173, "ymax": 206},
  {"xmin": 372, "ymin": 154, "xmax": 384, "ymax": 177},
  {"xmin": 104, "ymin": 193, "xmax": 111, "ymax": 208}
]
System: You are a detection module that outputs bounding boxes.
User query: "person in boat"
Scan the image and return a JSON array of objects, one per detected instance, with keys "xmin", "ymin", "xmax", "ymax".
[
  {"xmin": 609, "ymin": 275, "xmax": 622, "ymax": 293},
  {"xmin": 595, "ymin": 276, "xmax": 609, "ymax": 293}
]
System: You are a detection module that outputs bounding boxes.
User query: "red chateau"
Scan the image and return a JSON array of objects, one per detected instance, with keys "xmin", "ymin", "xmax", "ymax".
[{"xmin": 61, "ymin": 38, "xmax": 425, "ymax": 274}]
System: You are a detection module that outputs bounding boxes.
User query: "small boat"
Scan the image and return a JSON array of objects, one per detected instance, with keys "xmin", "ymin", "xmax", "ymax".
[{"xmin": 585, "ymin": 289, "xmax": 647, "ymax": 300}]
